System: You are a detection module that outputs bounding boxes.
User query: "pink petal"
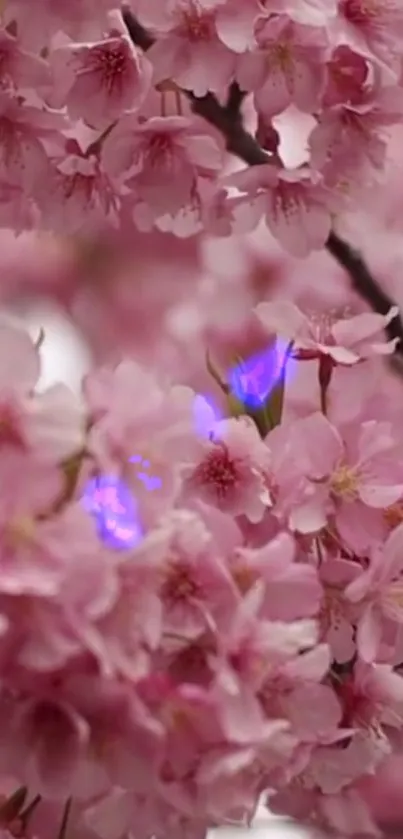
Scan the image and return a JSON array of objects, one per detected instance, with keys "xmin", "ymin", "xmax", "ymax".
[
  {"xmin": 331, "ymin": 309, "xmax": 397, "ymax": 347},
  {"xmin": 356, "ymin": 605, "xmax": 382, "ymax": 663},
  {"xmin": 255, "ymin": 300, "xmax": 309, "ymax": 341},
  {"xmin": 293, "ymin": 412, "xmax": 343, "ymax": 479}
]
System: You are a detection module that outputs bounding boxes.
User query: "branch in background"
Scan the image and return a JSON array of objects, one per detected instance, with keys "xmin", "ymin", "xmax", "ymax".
[
  {"xmin": 326, "ymin": 232, "xmax": 403, "ymax": 347},
  {"xmin": 122, "ymin": 8, "xmax": 403, "ymax": 356}
]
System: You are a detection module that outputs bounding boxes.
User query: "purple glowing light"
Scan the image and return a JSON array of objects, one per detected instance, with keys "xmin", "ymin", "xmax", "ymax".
[
  {"xmin": 82, "ymin": 474, "xmax": 143, "ymax": 550},
  {"xmin": 83, "ymin": 455, "xmax": 165, "ymax": 549},
  {"xmin": 229, "ymin": 340, "xmax": 292, "ymax": 409}
]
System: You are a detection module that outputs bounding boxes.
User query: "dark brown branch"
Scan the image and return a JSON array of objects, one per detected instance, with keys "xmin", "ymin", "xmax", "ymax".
[
  {"xmin": 225, "ymin": 82, "xmax": 247, "ymax": 118},
  {"xmin": 122, "ymin": 7, "xmax": 268, "ymax": 164},
  {"xmin": 122, "ymin": 7, "xmax": 403, "ymax": 354},
  {"xmin": 326, "ymin": 232, "xmax": 403, "ymax": 347}
]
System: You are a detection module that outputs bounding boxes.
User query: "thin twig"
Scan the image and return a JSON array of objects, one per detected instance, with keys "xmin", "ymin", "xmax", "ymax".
[
  {"xmin": 57, "ymin": 798, "xmax": 72, "ymax": 839},
  {"xmin": 122, "ymin": 7, "xmax": 403, "ymax": 355}
]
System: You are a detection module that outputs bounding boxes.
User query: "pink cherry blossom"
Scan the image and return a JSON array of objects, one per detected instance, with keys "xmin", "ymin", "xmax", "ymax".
[
  {"xmin": 185, "ymin": 416, "xmax": 271, "ymax": 521},
  {"xmin": 0, "ymin": 28, "xmax": 51, "ymax": 94},
  {"xmin": 37, "ymin": 140, "xmax": 120, "ymax": 235},
  {"xmin": 1, "ymin": 0, "xmax": 403, "ymax": 834},
  {"xmin": 255, "ymin": 299, "xmax": 400, "ymax": 362},
  {"xmin": 229, "ymin": 164, "xmax": 332, "ymax": 256},
  {"xmin": 102, "ymin": 115, "xmax": 223, "ymax": 226},
  {"xmin": 0, "ymin": 94, "xmax": 64, "ymax": 192},
  {"xmin": 284, "ymin": 412, "xmax": 403, "ymax": 552},
  {"xmin": 233, "ymin": 531, "xmax": 323, "ymax": 620},
  {"xmin": 346, "ymin": 523, "xmax": 403, "ymax": 661},
  {"xmin": 337, "ymin": 0, "xmax": 403, "ymax": 70},
  {"xmin": 49, "ymin": 32, "xmax": 152, "ymax": 129},
  {"xmin": 323, "ymin": 45, "xmax": 369, "ymax": 108},
  {"xmin": 236, "ymin": 15, "xmax": 329, "ymax": 117},
  {"xmin": 142, "ymin": 0, "xmax": 237, "ymax": 96}
]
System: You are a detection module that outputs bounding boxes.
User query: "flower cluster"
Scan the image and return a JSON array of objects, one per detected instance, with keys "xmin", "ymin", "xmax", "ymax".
[
  {"xmin": 0, "ymin": 0, "xmax": 403, "ymax": 254},
  {"xmin": 0, "ymin": 301, "xmax": 402, "ymax": 839}
]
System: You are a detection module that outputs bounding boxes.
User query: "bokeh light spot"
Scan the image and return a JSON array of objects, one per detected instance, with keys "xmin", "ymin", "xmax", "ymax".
[{"xmin": 82, "ymin": 474, "xmax": 143, "ymax": 550}]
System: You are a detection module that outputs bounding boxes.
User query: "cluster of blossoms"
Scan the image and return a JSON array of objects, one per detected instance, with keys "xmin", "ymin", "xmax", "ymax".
[
  {"xmin": 0, "ymin": 0, "xmax": 403, "ymax": 254},
  {"xmin": 0, "ymin": 301, "xmax": 402, "ymax": 839}
]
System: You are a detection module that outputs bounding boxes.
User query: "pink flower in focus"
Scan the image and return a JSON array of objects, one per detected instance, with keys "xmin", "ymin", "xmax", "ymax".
[
  {"xmin": 323, "ymin": 45, "xmax": 369, "ymax": 108},
  {"xmin": 309, "ymin": 86, "xmax": 403, "ymax": 179},
  {"xmin": 185, "ymin": 416, "xmax": 271, "ymax": 522},
  {"xmin": 255, "ymin": 299, "xmax": 400, "ymax": 362},
  {"xmin": 283, "ymin": 412, "xmax": 403, "ymax": 552},
  {"xmin": 102, "ymin": 115, "xmax": 223, "ymax": 225},
  {"xmin": 211, "ymin": 0, "xmax": 263, "ymax": 52},
  {"xmin": 337, "ymin": 0, "xmax": 403, "ymax": 70},
  {"xmin": 236, "ymin": 15, "xmax": 329, "ymax": 117},
  {"xmin": 136, "ymin": 508, "xmax": 240, "ymax": 639},
  {"xmin": 230, "ymin": 165, "xmax": 332, "ymax": 256},
  {"xmin": 49, "ymin": 32, "xmax": 152, "ymax": 129},
  {"xmin": 38, "ymin": 140, "xmax": 120, "ymax": 235},
  {"xmin": 141, "ymin": 0, "xmax": 236, "ymax": 96},
  {"xmin": 0, "ymin": 93, "xmax": 64, "ymax": 192}
]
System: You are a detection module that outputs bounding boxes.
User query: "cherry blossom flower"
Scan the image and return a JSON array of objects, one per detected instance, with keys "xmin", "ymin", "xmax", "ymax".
[
  {"xmin": 185, "ymin": 416, "xmax": 271, "ymax": 521},
  {"xmin": 236, "ymin": 15, "xmax": 329, "ymax": 117},
  {"xmin": 337, "ymin": 0, "xmax": 403, "ymax": 70},
  {"xmin": 140, "ymin": 0, "xmax": 237, "ymax": 96},
  {"xmin": 102, "ymin": 115, "xmax": 223, "ymax": 226},
  {"xmin": 229, "ymin": 165, "xmax": 332, "ymax": 256},
  {"xmin": 37, "ymin": 140, "xmax": 120, "ymax": 235},
  {"xmin": 49, "ymin": 32, "xmax": 152, "ymax": 129},
  {"xmin": 283, "ymin": 412, "xmax": 403, "ymax": 552},
  {"xmin": 1, "ymin": 0, "xmax": 403, "ymax": 834},
  {"xmin": 346, "ymin": 523, "xmax": 403, "ymax": 661},
  {"xmin": 255, "ymin": 299, "xmax": 400, "ymax": 362}
]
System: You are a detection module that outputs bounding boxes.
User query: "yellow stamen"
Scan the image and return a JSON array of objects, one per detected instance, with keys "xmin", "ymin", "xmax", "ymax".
[{"xmin": 330, "ymin": 463, "xmax": 358, "ymax": 500}]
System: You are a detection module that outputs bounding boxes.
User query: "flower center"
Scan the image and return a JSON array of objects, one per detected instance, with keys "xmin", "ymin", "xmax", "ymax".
[
  {"xmin": 90, "ymin": 39, "xmax": 128, "ymax": 88},
  {"xmin": 178, "ymin": 3, "xmax": 214, "ymax": 40},
  {"xmin": 330, "ymin": 463, "xmax": 359, "ymax": 500},
  {"xmin": 162, "ymin": 558, "xmax": 200, "ymax": 603},
  {"xmin": 193, "ymin": 443, "xmax": 239, "ymax": 499},
  {"xmin": 268, "ymin": 42, "xmax": 293, "ymax": 71},
  {"xmin": 146, "ymin": 133, "xmax": 174, "ymax": 167}
]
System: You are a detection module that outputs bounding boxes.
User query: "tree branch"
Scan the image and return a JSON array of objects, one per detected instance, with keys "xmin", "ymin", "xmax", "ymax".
[
  {"xmin": 122, "ymin": 7, "xmax": 403, "ymax": 354},
  {"xmin": 326, "ymin": 232, "xmax": 403, "ymax": 346}
]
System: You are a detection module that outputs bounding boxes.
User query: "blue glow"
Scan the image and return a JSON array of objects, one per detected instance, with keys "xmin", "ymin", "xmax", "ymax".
[
  {"xmin": 83, "ymin": 454, "xmax": 165, "ymax": 549},
  {"xmin": 82, "ymin": 474, "xmax": 143, "ymax": 550},
  {"xmin": 228, "ymin": 340, "xmax": 291, "ymax": 409}
]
